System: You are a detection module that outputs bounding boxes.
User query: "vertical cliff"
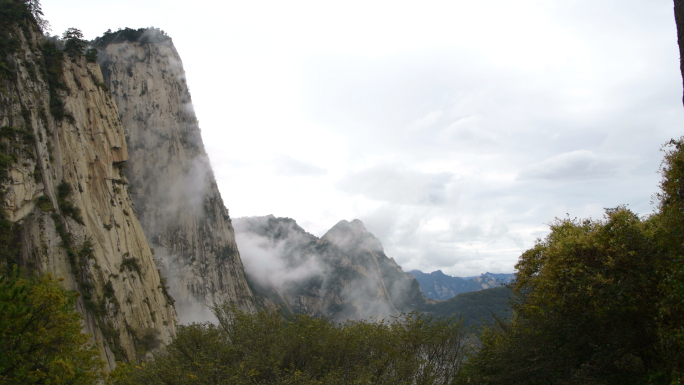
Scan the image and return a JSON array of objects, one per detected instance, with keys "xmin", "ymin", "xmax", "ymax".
[
  {"xmin": 95, "ymin": 29, "xmax": 258, "ymax": 320},
  {"xmin": 0, "ymin": 21, "xmax": 176, "ymax": 368}
]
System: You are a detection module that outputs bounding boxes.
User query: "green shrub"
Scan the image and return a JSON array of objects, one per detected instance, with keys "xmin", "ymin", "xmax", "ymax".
[
  {"xmin": 85, "ymin": 48, "xmax": 97, "ymax": 63},
  {"xmin": 56, "ymin": 181, "xmax": 84, "ymax": 225},
  {"xmin": 0, "ymin": 267, "xmax": 105, "ymax": 383},
  {"xmin": 119, "ymin": 254, "xmax": 142, "ymax": 275},
  {"xmin": 34, "ymin": 195, "xmax": 52, "ymax": 212}
]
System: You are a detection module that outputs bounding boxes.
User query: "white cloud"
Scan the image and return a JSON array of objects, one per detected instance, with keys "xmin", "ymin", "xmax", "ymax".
[{"xmin": 409, "ymin": 110, "xmax": 443, "ymax": 131}]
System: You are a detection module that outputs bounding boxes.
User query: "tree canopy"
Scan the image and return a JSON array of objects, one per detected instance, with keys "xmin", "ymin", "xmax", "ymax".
[
  {"xmin": 0, "ymin": 0, "xmax": 47, "ymax": 30},
  {"xmin": 0, "ymin": 268, "xmax": 104, "ymax": 384},
  {"xmin": 62, "ymin": 27, "xmax": 86, "ymax": 57}
]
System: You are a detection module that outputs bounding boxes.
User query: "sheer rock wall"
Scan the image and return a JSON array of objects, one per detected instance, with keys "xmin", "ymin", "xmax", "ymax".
[
  {"xmin": 0, "ymin": 23, "xmax": 176, "ymax": 368},
  {"xmin": 98, "ymin": 32, "xmax": 258, "ymax": 321}
]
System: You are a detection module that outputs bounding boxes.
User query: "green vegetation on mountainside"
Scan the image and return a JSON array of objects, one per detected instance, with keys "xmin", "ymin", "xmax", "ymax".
[
  {"xmin": 420, "ymin": 286, "xmax": 512, "ymax": 327},
  {"xmin": 0, "ymin": 268, "xmax": 104, "ymax": 384},
  {"xmin": 91, "ymin": 27, "xmax": 170, "ymax": 48}
]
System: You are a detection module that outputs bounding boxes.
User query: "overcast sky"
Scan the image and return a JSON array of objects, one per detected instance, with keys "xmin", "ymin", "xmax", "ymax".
[{"xmin": 44, "ymin": 0, "xmax": 684, "ymax": 276}]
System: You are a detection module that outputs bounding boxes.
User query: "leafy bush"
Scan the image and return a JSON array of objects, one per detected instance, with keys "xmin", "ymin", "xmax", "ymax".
[
  {"xmin": 0, "ymin": 268, "xmax": 104, "ymax": 383},
  {"xmin": 84, "ymin": 48, "xmax": 97, "ymax": 63},
  {"xmin": 39, "ymin": 39, "xmax": 72, "ymax": 122},
  {"xmin": 134, "ymin": 329, "xmax": 160, "ymax": 357},
  {"xmin": 34, "ymin": 195, "xmax": 52, "ymax": 212},
  {"xmin": 91, "ymin": 27, "xmax": 170, "ymax": 48},
  {"xmin": 119, "ymin": 253, "xmax": 142, "ymax": 275}
]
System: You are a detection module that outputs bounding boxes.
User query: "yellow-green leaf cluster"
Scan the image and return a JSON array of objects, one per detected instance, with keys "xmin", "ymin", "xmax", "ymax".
[{"xmin": 0, "ymin": 268, "xmax": 104, "ymax": 384}]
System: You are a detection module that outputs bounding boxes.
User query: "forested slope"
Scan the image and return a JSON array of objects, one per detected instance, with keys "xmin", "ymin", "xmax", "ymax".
[{"xmin": 419, "ymin": 286, "xmax": 512, "ymax": 327}]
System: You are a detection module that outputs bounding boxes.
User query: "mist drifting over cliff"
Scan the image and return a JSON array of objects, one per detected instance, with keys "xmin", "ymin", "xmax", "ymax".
[{"xmin": 234, "ymin": 216, "xmax": 428, "ymax": 320}]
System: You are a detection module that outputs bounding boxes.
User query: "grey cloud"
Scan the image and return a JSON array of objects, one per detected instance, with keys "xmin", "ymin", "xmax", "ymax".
[
  {"xmin": 357, "ymin": 201, "xmax": 530, "ymax": 277},
  {"xmin": 337, "ymin": 165, "xmax": 454, "ymax": 205},
  {"xmin": 228, "ymin": 0, "xmax": 680, "ymax": 278},
  {"xmin": 517, "ymin": 150, "xmax": 619, "ymax": 181},
  {"xmin": 338, "ymin": 279, "xmax": 397, "ymax": 320}
]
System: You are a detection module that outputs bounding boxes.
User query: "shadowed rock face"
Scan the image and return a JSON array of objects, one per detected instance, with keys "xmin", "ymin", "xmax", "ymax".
[
  {"xmin": 97, "ymin": 29, "xmax": 258, "ymax": 321},
  {"xmin": 0, "ymin": 23, "xmax": 176, "ymax": 368},
  {"xmin": 233, "ymin": 215, "xmax": 430, "ymax": 321}
]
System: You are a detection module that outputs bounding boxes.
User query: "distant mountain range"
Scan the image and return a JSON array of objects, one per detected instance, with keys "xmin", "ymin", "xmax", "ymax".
[{"xmin": 409, "ymin": 270, "xmax": 515, "ymax": 300}]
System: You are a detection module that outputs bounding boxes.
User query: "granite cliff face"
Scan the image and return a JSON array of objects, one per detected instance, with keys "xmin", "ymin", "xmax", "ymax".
[
  {"xmin": 0, "ymin": 23, "xmax": 176, "ymax": 368},
  {"xmin": 96, "ymin": 29, "xmax": 258, "ymax": 321},
  {"xmin": 233, "ymin": 216, "xmax": 429, "ymax": 320}
]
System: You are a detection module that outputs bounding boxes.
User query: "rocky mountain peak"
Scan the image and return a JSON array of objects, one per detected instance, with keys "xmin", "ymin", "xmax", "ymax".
[
  {"xmin": 234, "ymin": 215, "xmax": 313, "ymax": 243},
  {"xmin": 235, "ymin": 215, "xmax": 427, "ymax": 320},
  {"xmin": 322, "ymin": 219, "xmax": 384, "ymax": 254}
]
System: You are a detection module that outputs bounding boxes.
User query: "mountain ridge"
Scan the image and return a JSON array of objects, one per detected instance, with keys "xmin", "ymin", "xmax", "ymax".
[{"xmin": 410, "ymin": 269, "xmax": 514, "ymax": 300}]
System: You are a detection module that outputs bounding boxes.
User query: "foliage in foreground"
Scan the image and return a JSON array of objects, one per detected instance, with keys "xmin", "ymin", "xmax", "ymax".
[
  {"xmin": 110, "ymin": 305, "xmax": 467, "ymax": 385},
  {"xmin": 462, "ymin": 139, "xmax": 684, "ymax": 385},
  {"xmin": 0, "ymin": 268, "xmax": 104, "ymax": 384}
]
